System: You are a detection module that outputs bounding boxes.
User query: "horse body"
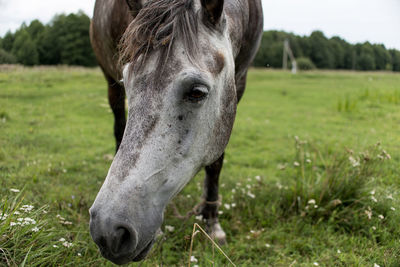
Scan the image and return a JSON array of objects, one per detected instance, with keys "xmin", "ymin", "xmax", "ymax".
[{"xmin": 89, "ymin": 0, "xmax": 262, "ymax": 264}]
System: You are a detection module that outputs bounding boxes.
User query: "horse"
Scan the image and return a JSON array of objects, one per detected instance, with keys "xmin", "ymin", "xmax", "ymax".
[{"xmin": 89, "ymin": 0, "xmax": 263, "ymax": 264}]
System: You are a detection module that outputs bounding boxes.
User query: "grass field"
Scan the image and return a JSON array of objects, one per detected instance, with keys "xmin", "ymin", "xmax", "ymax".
[{"xmin": 1, "ymin": 66, "xmax": 400, "ymax": 266}]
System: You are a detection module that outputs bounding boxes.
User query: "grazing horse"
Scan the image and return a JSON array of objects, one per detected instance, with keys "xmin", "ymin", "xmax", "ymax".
[{"xmin": 89, "ymin": 0, "xmax": 263, "ymax": 264}]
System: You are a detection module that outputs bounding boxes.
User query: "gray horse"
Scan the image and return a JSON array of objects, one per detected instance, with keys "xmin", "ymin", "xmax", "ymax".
[{"xmin": 89, "ymin": 0, "xmax": 263, "ymax": 264}]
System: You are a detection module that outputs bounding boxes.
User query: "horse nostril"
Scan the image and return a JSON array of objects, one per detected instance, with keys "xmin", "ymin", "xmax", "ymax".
[{"xmin": 111, "ymin": 225, "xmax": 137, "ymax": 255}]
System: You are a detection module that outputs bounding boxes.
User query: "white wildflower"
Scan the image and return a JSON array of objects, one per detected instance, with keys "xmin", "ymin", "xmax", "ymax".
[
  {"xmin": 10, "ymin": 188, "xmax": 20, "ymax": 193},
  {"xmin": 390, "ymin": 207, "xmax": 396, "ymax": 211},
  {"xmin": 313, "ymin": 262, "xmax": 319, "ymax": 266},
  {"xmin": 190, "ymin": 256, "xmax": 198, "ymax": 263},
  {"xmin": 0, "ymin": 213, "xmax": 8, "ymax": 220},
  {"xmin": 372, "ymin": 226, "xmax": 376, "ymax": 231},
  {"xmin": 337, "ymin": 249, "xmax": 341, "ymax": 254},
  {"xmin": 56, "ymin": 214, "xmax": 65, "ymax": 220},
  {"xmin": 314, "ymin": 205, "xmax": 318, "ymax": 209},
  {"xmin": 387, "ymin": 194, "xmax": 394, "ymax": 200},
  {"xmin": 306, "ymin": 159, "xmax": 311, "ymax": 164},
  {"xmin": 218, "ymin": 210, "xmax": 223, "ymax": 215},
  {"xmin": 308, "ymin": 199, "xmax": 316, "ymax": 205},
  {"xmin": 53, "ymin": 245, "xmax": 58, "ymax": 248},
  {"xmin": 255, "ymin": 176, "xmax": 261, "ymax": 181},
  {"xmin": 186, "ymin": 194, "xmax": 191, "ymax": 198},
  {"xmin": 378, "ymin": 214, "xmax": 384, "ymax": 220},
  {"xmin": 246, "ymin": 184, "xmax": 251, "ymax": 189},
  {"xmin": 247, "ymin": 192, "xmax": 255, "ymax": 199},
  {"xmin": 265, "ymin": 243, "xmax": 271, "ymax": 248},
  {"xmin": 293, "ymin": 161, "xmax": 300, "ymax": 167},
  {"xmin": 231, "ymin": 203, "xmax": 236, "ymax": 208},
  {"xmin": 195, "ymin": 215, "xmax": 203, "ymax": 221},
  {"xmin": 165, "ymin": 225, "xmax": 175, "ymax": 232},
  {"xmin": 349, "ymin": 156, "xmax": 360, "ymax": 167},
  {"xmin": 10, "ymin": 222, "xmax": 17, "ymax": 226},
  {"xmin": 224, "ymin": 204, "xmax": 231, "ymax": 210},
  {"xmin": 231, "ymin": 188, "xmax": 236, "ymax": 193},
  {"xmin": 14, "ymin": 211, "xmax": 21, "ymax": 215},
  {"xmin": 374, "ymin": 264, "xmax": 381, "ymax": 267},
  {"xmin": 59, "ymin": 238, "xmax": 66, "ymax": 242},
  {"xmin": 62, "ymin": 241, "xmax": 73, "ymax": 248},
  {"xmin": 20, "ymin": 205, "xmax": 34, "ymax": 212},
  {"xmin": 365, "ymin": 210, "xmax": 372, "ymax": 220},
  {"xmin": 370, "ymin": 189, "xmax": 375, "ymax": 195},
  {"xmin": 31, "ymin": 227, "xmax": 40, "ymax": 232},
  {"xmin": 77, "ymin": 253, "xmax": 82, "ymax": 256},
  {"xmin": 370, "ymin": 196, "xmax": 378, "ymax": 203}
]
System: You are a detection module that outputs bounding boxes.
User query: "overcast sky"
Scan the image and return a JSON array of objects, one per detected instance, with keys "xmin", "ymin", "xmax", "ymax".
[{"xmin": 0, "ymin": 0, "xmax": 399, "ymax": 49}]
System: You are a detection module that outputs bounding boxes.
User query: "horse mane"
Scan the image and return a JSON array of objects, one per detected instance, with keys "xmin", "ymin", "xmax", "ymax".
[{"xmin": 119, "ymin": 0, "xmax": 199, "ymax": 72}]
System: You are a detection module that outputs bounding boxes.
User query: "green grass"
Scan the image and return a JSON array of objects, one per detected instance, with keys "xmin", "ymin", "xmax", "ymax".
[{"xmin": 1, "ymin": 66, "xmax": 400, "ymax": 266}]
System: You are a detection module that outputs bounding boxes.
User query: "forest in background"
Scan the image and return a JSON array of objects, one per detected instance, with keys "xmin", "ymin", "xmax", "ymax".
[{"xmin": 0, "ymin": 11, "xmax": 399, "ymax": 72}]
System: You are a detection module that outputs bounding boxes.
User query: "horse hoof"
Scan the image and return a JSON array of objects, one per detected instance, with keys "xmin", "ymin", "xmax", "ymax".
[{"xmin": 209, "ymin": 222, "xmax": 227, "ymax": 245}]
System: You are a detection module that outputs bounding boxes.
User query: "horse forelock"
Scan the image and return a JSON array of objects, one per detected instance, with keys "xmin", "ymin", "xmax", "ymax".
[{"xmin": 119, "ymin": 0, "xmax": 199, "ymax": 73}]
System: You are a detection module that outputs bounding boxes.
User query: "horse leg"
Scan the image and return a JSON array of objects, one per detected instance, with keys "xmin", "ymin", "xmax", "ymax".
[
  {"xmin": 200, "ymin": 153, "xmax": 226, "ymax": 245},
  {"xmin": 107, "ymin": 78, "xmax": 126, "ymax": 152}
]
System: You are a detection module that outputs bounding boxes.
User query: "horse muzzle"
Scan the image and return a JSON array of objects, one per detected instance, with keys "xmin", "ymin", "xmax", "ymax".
[{"xmin": 89, "ymin": 207, "xmax": 155, "ymax": 264}]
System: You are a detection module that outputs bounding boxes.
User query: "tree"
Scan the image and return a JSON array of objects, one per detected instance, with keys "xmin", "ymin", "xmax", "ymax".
[
  {"xmin": 2, "ymin": 31, "xmax": 15, "ymax": 52},
  {"xmin": 309, "ymin": 31, "xmax": 334, "ymax": 69},
  {"xmin": 356, "ymin": 42, "xmax": 375, "ymax": 70},
  {"xmin": 11, "ymin": 30, "xmax": 39, "ymax": 66},
  {"xmin": 0, "ymin": 48, "xmax": 17, "ymax": 64}
]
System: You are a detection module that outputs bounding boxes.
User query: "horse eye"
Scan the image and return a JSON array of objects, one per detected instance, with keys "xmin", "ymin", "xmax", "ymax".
[{"xmin": 185, "ymin": 85, "xmax": 208, "ymax": 102}]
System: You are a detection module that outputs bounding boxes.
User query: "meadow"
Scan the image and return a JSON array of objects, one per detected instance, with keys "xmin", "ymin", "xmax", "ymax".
[{"xmin": 1, "ymin": 66, "xmax": 400, "ymax": 266}]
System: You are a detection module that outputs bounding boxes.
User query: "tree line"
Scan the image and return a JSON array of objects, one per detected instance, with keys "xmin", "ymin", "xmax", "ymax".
[
  {"xmin": 254, "ymin": 30, "xmax": 400, "ymax": 71},
  {"xmin": 1, "ymin": 11, "xmax": 399, "ymax": 72},
  {"xmin": 0, "ymin": 11, "xmax": 97, "ymax": 66}
]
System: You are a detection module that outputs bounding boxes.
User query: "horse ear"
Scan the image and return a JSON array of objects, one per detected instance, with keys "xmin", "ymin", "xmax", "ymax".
[
  {"xmin": 200, "ymin": 0, "xmax": 224, "ymax": 25},
  {"xmin": 125, "ymin": 0, "xmax": 142, "ymax": 16}
]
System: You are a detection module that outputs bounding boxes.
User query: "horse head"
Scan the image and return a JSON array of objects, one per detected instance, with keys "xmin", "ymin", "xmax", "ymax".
[{"xmin": 89, "ymin": 0, "xmax": 236, "ymax": 264}]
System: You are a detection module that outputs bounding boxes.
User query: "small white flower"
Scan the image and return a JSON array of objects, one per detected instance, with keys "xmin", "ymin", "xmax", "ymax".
[
  {"xmin": 165, "ymin": 225, "xmax": 175, "ymax": 232},
  {"xmin": 276, "ymin": 182, "xmax": 283, "ymax": 190},
  {"xmin": 365, "ymin": 210, "xmax": 372, "ymax": 220},
  {"xmin": 224, "ymin": 204, "xmax": 231, "ymax": 210},
  {"xmin": 59, "ymin": 238, "xmax": 66, "ymax": 242},
  {"xmin": 255, "ymin": 176, "xmax": 261, "ymax": 181},
  {"xmin": 53, "ymin": 245, "xmax": 58, "ymax": 248},
  {"xmin": 62, "ymin": 241, "xmax": 73, "ymax": 248},
  {"xmin": 265, "ymin": 243, "xmax": 271, "ymax": 248},
  {"xmin": 10, "ymin": 222, "xmax": 17, "ymax": 226},
  {"xmin": 293, "ymin": 161, "xmax": 300, "ymax": 167},
  {"xmin": 308, "ymin": 199, "xmax": 316, "ymax": 205},
  {"xmin": 218, "ymin": 210, "xmax": 223, "ymax": 215},
  {"xmin": 231, "ymin": 188, "xmax": 236, "ymax": 193},
  {"xmin": 378, "ymin": 214, "xmax": 384, "ymax": 220},
  {"xmin": 372, "ymin": 226, "xmax": 376, "ymax": 231},
  {"xmin": 20, "ymin": 205, "xmax": 34, "ymax": 212},
  {"xmin": 247, "ymin": 192, "xmax": 255, "ymax": 199},
  {"xmin": 370, "ymin": 196, "xmax": 378, "ymax": 203},
  {"xmin": 313, "ymin": 262, "xmax": 319, "ymax": 266},
  {"xmin": 370, "ymin": 189, "xmax": 375, "ymax": 195},
  {"xmin": 314, "ymin": 205, "xmax": 318, "ymax": 209},
  {"xmin": 374, "ymin": 264, "xmax": 381, "ymax": 267},
  {"xmin": 190, "ymin": 256, "xmax": 198, "ymax": 262},
  {"xmin": 246, "ymin": 235, "xmax": 250, "ymax": 240},
  {"xmin": 390, "ymin": 207, "xmax": 396, "ymax": 211},
  {"xmin": 231, "ymin": 203, "xmax": 236, "ymax": 208},
  {"xmin": 195, "ymin": 215, "xmax": 203, "ymax": 221},
  {"xmin": 77, "ymin": 253, "xmax": 82, "ymax": 256},
  {"xmin": 14, "ymin": 211, "xmax": 21, "ymax": 215},
  {"xmin": 246, "ymin": 184, "xmax": 251, "ymax": 189},
  {"xmin": 387, "ymin": 194, "xmax": 394, "ymax": 200},
  {"xmin": 31, "ymin": 227, "xmax": 40, "ymax": 232},
  {"xmin": 337, "ymin": 249, "xmax": 341, "ymax": 254},
  {"xmin": 10, "ymin": 188, "xmax": 20, "ymax": 193},
  {"xmin": 186, "ymin": 194, "xmax": 191, "ymax": 198},
  {"xmin": 306, "ymin": 159, "xmax": 311, "ymax": 164}
]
